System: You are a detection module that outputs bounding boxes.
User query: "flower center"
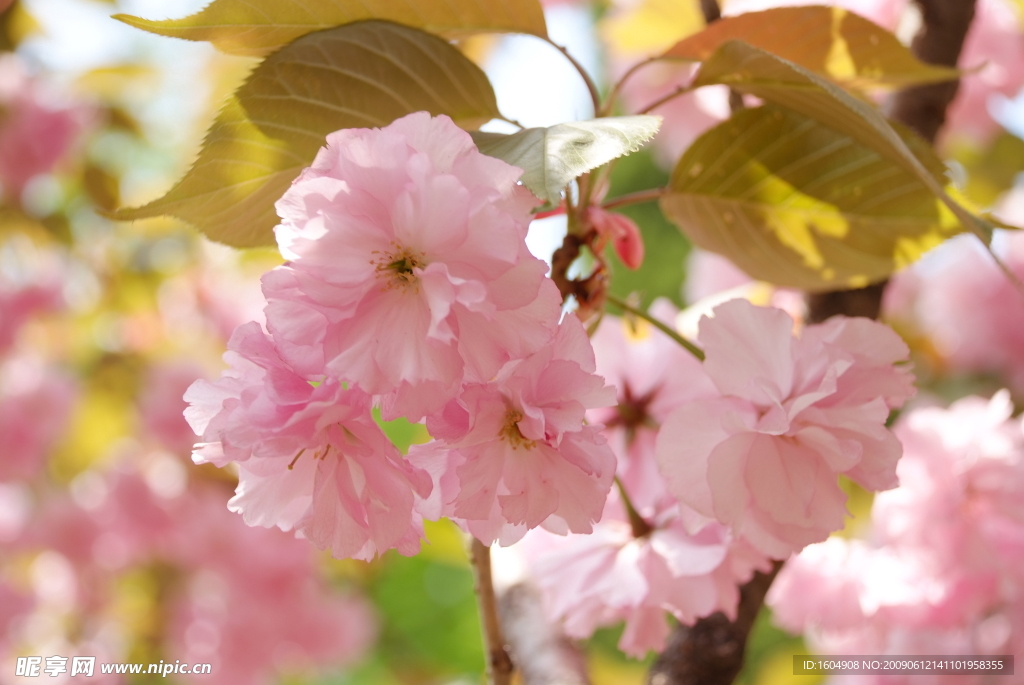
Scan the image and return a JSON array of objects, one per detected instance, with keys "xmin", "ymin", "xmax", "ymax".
[
  {"xmin": 371, "ymin": 242, "xmax": 426, "ymax": 291},
  {"xmin": 500, "ymin": 409, "xmax": 535, "ymax": 450}
]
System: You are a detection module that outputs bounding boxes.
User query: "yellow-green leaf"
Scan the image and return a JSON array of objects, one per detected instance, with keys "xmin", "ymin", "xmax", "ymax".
[
  {"xmin": 691, "ymin": 40, "xmax": 990, "ymax": 245},
  {"xmin": 661, "ymin": 106, "xmax": 964, "ymax": 291},
  {"xmin": 471, "ymin": 115, "xmax": 661, "ymax": 203},
  {"xmin": 114, "ymin": 21, "xmax": 501, "ymax": 247},
  {"xmin": 664, "ymin": 6, "xmax": 958, "ymax": 89},
  {"xmin": 113, "ymin": 0, "xmax": 546, "ymax": 57}
]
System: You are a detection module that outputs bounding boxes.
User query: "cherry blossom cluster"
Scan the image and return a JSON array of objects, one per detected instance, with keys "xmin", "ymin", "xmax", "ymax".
[
  {"xmin": 514, "ymin": 298, "xmax": 914, "ymax": 655},
  {"xmin": 768, "ymin": 392, "xmax": 1024, "ymax": 680},
  {"xmin": 186, "ymin": 113, "xmax": 618, "ymax": 558},
  {"xmin": 512, "ymin": 304, "xmax": 768, "ymax": 655}
]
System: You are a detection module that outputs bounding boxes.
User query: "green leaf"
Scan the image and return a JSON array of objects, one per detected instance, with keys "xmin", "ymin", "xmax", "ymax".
[
  {"xmin": 471, "ymin": 116, "xmax": 661, "ymax": 203},
  {"xmin": 113, "ymin": 0, "xmax": 547, "ymax": 57},
  {"xmin": 661, "ymin": 106, "xmax": 965, "ymax": 291},
  {"xmin": 664, "ymin": 6, "xmax": 958, "ymax": 89},
  {"xmin": 114, "ymin": 21, "xmax": 501, "ymax": 247},
  {"xmin": 690, "ymin": 40, "xmax": 990, "ymax": 245}
]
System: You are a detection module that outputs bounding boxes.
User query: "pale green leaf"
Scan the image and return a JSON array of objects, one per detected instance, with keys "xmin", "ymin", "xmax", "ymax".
[
  {"xmin": 692, "ymin": 40, "xmax": 991, "ymax": 245},
  {"xmin": 114, "ymin": 21, "xmax": 500, "ymax": 247},
  {"xmin": 471, "ymin": 116, "xmax": 661, "ymax": 203},
  {"xmin": 661, "ymin": 106, "xmax": 965, "ymax": 291},
  {"xmin": 113, "ymin": 0, "xmax": 546, "ymax": 57},
  {"xmin": 664, "ymin": 6, "xmax": 958, "ymax": 89}
]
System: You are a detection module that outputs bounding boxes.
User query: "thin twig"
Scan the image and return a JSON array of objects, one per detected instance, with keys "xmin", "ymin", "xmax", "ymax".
[
  {"xmin": 637, "ymin": 84, "xmax": 695, "ymax": 115},
  {"xmin": 606, "ymin": 294, "xmax": 705, "ymax": 361},
  {"xmin": 602, "ymin": 55, "xmax": 660, "ymax": 116},
  {"xmin": 602, "ymin": 188, "xmax": 665, "ymax": 211},
  {"xmin": 543, "ymin": 36, "xmax": 602, "ymax": 116},
  {"xmin": 470, "ymin": 538, "xmax": 514, "ymax": 685},
  {"xmin": 499, "ymin": 115, "xmax": 526, "ymax": 130}
]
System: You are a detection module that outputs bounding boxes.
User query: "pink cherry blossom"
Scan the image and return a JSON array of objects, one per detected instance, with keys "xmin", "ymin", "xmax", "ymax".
[
  {"xmin": 587, "ymin": 206, "xmax": 645, "ymax": 269},
  {"xmin": 587, "ymin": 301, "xmax": 715, "ymax": 514},
  {"xmin": 410, "ymin": 315, "xmax": 617, "ymax": 545},
  {"xmin": 768, "ymin": 394, "xmax": 1024, "ymax": 674},
  {"xmin": 521, "ymin": 487, "xmax": 769, "ymax": 656},
  {"xmin": 263, "ymin": 112, "xmax": 561, "ymax": 420},
  {"xmin": 185, "ymin": 322, "xmax": 431, "ymax": 560},
  {"xmin": 874, "ymin": 392, "xmax": 1024, "ymax": 593},
  {"xmin": 656, "ymin": 299, "xmax": 915, "ymax": 558}
]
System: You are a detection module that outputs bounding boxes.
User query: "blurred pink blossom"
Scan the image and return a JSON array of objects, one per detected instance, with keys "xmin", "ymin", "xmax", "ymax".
[
  {"xmin": 769, "ymin": 394, "xmax": 1024, "ymax": 674},
  {"xmin": 137, "ymin": 360, "xmax": 206, "ymax": 455},
  {"xmin": 0, "ymin": 55, "xmax": 91, "ymax": 202},
  {"xmin": 884, "ymin": 232, "xmax": 1024, "ymax": 394},
  {"xmin": 0, "ymin": 359, "xmax": 76, "ymax": 482}
]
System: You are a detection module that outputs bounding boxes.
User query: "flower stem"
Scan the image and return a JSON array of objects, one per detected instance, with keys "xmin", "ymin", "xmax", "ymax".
[
  {"xmin": 601, "ymin": 55, "xmax": 659, "ymax": 117},
  {"xmin": 606, "ymin": 294, "xmax": 705, "ymax": 361},
  {"xmin": 616, "ymin": 477, "xmax": 653, "ymax": 538},
  {"xmin": 543, "ymin": 37, "xmax": 602, "ymax": 116},
  {"xmin": 469, "ymin": 538, "xmax": 514, "ymax": 685},
  {"xmin": 602, "ymin": 188, "xmax": 665, "ymax": 210},
  {"xmin": 637, "ymin": 84, "xmax": 695, "ymax": 115}
]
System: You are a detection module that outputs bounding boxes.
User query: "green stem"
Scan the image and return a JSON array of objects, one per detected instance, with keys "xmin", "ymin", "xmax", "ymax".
[
  {"xmin": 606, "ymin": 294, "xmax": 705, "ymax": 361},
  {"xmin": 616, "ymin": 477, "xmax": 654, "ymax": 538},
  {"xmin": 602, "ymin": 188, "xmax": 665, "ymax": 210}
]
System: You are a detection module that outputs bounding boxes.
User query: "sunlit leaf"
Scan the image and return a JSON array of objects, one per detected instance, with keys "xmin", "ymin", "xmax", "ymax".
[
  {"xmin": 661, "ymin": 106, "xmax": 965, "ymax": 291},
  {"xmin": 113, "ymin": 0, "xmax": 546, "ymax": 57},
  {"xmin": 691, "ymin": 40, "xmax": 991, "ymax": 245},
  {"xmin": 471, "ymin": 116, "xmax": 661, "ymax": 203},
  {"xmin": 665, "ymin": 6, "xmax": 959, "ymax": 89},
  {"xmin": 114, "ymin": 21, "xmax": 501, "ymax": 247}
]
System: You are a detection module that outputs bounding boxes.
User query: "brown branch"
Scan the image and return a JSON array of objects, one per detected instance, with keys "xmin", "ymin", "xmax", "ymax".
[
  {"xmin": 499, "ymin": 583, "xmax": 591, "ymax": 685},
  {"xmin": 470, "ymin": 539, "xmax": 515, "ymax": 685},
  {"xmin": 808, "ymin": 0, "xmax": 976, "ymax": 324},
  {"xmin": 646, "ymin": 561, "xmax": 783, "ymax": 685}
]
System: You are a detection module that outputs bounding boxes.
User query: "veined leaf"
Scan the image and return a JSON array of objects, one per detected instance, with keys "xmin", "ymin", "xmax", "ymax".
[
  {"xmin": 691, "ymin": 40, "xmax": 990, "ymax": 245},
  {"xmin": 471, "ymin": 116, "xmax": 662, "ymax": 203},
  {"xmin": 113, "ymin": 0, "xmax": 546, "ymax": 57},
  {"xmin": 114, "ymin": 21, "xmax": 500, "ymax": 247},
  {"xmin": 661, "ymin": 106, "xmax": 964, "ymax": 291},
  {"xmin": 664, "ymin": 6, "xmax": 959, "ymax": 89}
]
